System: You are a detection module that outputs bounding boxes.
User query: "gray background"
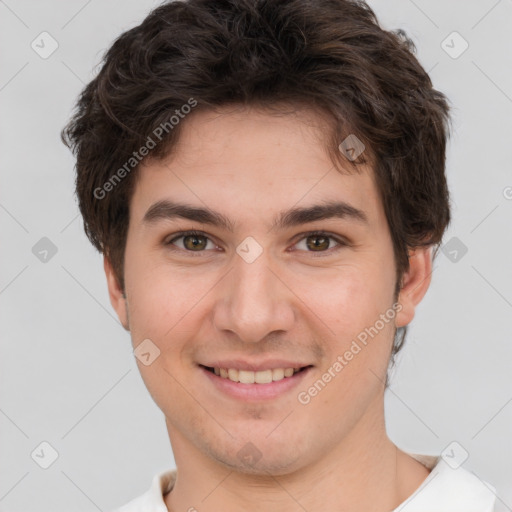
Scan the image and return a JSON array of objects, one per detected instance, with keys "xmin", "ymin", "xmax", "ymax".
[{"xmin": 1, "ymin": 0, "xmax": 511, "ymax": 510}]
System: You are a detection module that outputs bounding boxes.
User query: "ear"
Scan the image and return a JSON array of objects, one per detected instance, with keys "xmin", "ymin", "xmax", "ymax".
[
  {"xmin": 103, "ymin": 254, "xmax": 130, "ymax": 330},
  {"xmin": 395, "ymin": 246, "xmax": 433, "ymax": 328}
]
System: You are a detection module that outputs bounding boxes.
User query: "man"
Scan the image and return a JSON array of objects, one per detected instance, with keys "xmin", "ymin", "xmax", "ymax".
[{"xmin": 61, "ymin": 0, "xmax": 496, "ymax": 510}]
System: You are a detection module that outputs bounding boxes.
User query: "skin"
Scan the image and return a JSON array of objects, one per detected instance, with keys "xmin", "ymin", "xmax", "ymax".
[{"xmin": 105, "ymin": 105, "xmax": 433, "ymax": 511}]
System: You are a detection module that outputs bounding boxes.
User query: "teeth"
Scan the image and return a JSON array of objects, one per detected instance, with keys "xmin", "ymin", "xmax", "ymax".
[
  {"xmin": 239, "ymin": 370, "xmax": 254, "ymax": 384},
  {"xmin": 272, "ymin": 368, "xmax": 284, "ymax": 380},
  {"xmin": 255, "ymin": 369, "xmax": 272, "ymax": 384},
  {"xmin": 212, "ymin": 367, "xmax": 302, "ymax": 384}
]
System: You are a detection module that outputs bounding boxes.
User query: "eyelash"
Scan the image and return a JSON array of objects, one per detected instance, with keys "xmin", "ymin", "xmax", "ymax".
[{"xmin": 164, "ymin": 230, "xmax": 348, "ymax": 257}]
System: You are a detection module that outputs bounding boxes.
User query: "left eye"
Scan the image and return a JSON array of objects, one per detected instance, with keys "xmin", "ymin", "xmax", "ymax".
[
  {"xmin": 165, "ymin": 230, "xmax": 345, "ymax": 255},
  {"xmin": 293, "ymin": 232, "xmax": 344, "ymax": 253}
]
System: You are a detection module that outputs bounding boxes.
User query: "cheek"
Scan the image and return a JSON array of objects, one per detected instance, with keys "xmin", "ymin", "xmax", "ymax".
[
  {"xmin": 124, "ymin": 246, "xmax": 203, "ymax": 342},
  {"xmin": 122, "ymin": 244, "xmax": 178, "ymax": 411},
  {"xmin": 294, "ymin": 269, "xmax": 395, "ymax": 426},
  {"xmin": 125, "ymin": 264, "xmax": 201, "ymax": 416},
  {"xmin": 289, "ymin": 261, "xmax": 394, "ymax": 341}
]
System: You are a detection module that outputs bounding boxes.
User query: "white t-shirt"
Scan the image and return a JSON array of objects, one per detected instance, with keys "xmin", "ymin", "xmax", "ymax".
[{"xmin": 110, "ymin": 453, "xmax": 496, "ymax": 512}]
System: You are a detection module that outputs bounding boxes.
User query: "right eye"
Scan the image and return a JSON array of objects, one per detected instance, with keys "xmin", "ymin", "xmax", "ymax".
[{"xmin": 165, "ymin": 230, "xmax": 218, "ymax": 254}]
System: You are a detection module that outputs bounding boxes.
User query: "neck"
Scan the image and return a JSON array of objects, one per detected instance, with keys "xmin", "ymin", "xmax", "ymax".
[{"xmin": 164, "ymin": 401, "xmax": 430, "ymax": 511}]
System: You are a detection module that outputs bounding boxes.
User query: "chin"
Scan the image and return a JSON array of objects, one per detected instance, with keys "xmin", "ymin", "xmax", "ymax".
[
  {"xmin": 204, "ymin": 434, "xmax": 307, "ymax": 477},
  {"xmin": 219, "ymin": 451, "xmax": 304, "ymax": 477}
]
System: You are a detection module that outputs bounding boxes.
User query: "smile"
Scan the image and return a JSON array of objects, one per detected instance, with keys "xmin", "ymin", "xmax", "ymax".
[
  {"xmin": 200, "ymin": 364, "xmax": 313, "ymax": 401},
  {"xmin": 204, "ymin": 366, "xmax": 306, "ymax": 384}
]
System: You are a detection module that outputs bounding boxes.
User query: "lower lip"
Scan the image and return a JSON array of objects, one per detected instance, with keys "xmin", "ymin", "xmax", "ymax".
[{"xmin": 200, "ymin": 366, "xmax": 312, "ymax": 401}]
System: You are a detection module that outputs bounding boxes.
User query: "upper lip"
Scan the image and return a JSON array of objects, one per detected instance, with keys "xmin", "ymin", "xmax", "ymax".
[{"xmin": 200, "ymin": 360, "xmax": 312, "ymax": 372}]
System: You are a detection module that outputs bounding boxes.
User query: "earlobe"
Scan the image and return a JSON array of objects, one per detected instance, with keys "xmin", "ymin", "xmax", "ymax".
[
  {"xmin": 103, "ymin": 254, "xmax": 130, "ymax": 330},
  {"xmin": 395, "ymin": 246, "xmax": 433, "ymax": 328}
]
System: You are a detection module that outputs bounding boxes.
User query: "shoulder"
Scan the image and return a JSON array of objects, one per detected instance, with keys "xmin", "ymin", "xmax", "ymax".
[
  {"xmin": 108, "ymin": 469, "xmax": 177, "ymax": 512},
  {"xmin": 396, "ymin": 453, "xmax": 497, "ymax": 512}
]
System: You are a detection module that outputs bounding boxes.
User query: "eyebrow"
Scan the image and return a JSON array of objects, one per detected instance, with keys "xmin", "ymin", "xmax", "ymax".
[{"xmin": 142, "ymin": 199, "xmax": 368, "ymax": 232}]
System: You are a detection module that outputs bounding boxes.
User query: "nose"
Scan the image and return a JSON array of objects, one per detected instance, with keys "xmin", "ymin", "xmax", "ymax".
[{"xmin": 212, "ymin": 247, "xmax": 295, "ymax": 344}]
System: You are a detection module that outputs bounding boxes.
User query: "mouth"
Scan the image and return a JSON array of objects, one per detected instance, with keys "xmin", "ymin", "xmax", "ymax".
[
  {"xmin": 199, "ymin": 364, "xmax": 313, "ymax": 401},
  {"xmin": 200, "ymin": 365, "xmax": 311, "ymax": 384}
]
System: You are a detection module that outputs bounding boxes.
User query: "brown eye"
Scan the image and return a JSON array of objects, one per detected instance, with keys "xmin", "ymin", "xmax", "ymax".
[
  {"xmin": 294, "ymin": 231, "xmax": 345, "ymax": 255},
  {"xmin": 306, "ymin": 234, "xmax": 330, "ymax": 251},
  {"xmin": 182, "ymin": 234, "xmax": 208, "ymax": 250},
  {"xmin": 166, "ymin": 231, "xmax": 215, "ymax": 252}
]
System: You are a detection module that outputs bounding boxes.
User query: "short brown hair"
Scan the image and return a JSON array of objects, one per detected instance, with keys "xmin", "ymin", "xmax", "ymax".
[{"xmin": 61, "ymin": 0, "xmax": 451, "ymax": 360}]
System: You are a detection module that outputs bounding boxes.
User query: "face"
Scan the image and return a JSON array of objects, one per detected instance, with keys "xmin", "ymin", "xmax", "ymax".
[{"xmin": 105, "ymin": 105, "xmax": 430, "ymax": 475}]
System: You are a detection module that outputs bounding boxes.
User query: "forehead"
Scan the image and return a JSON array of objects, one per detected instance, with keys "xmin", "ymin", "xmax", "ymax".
[{"xmin": 130, "ymin": 105, "xmax": 382, "ymax": 229}]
